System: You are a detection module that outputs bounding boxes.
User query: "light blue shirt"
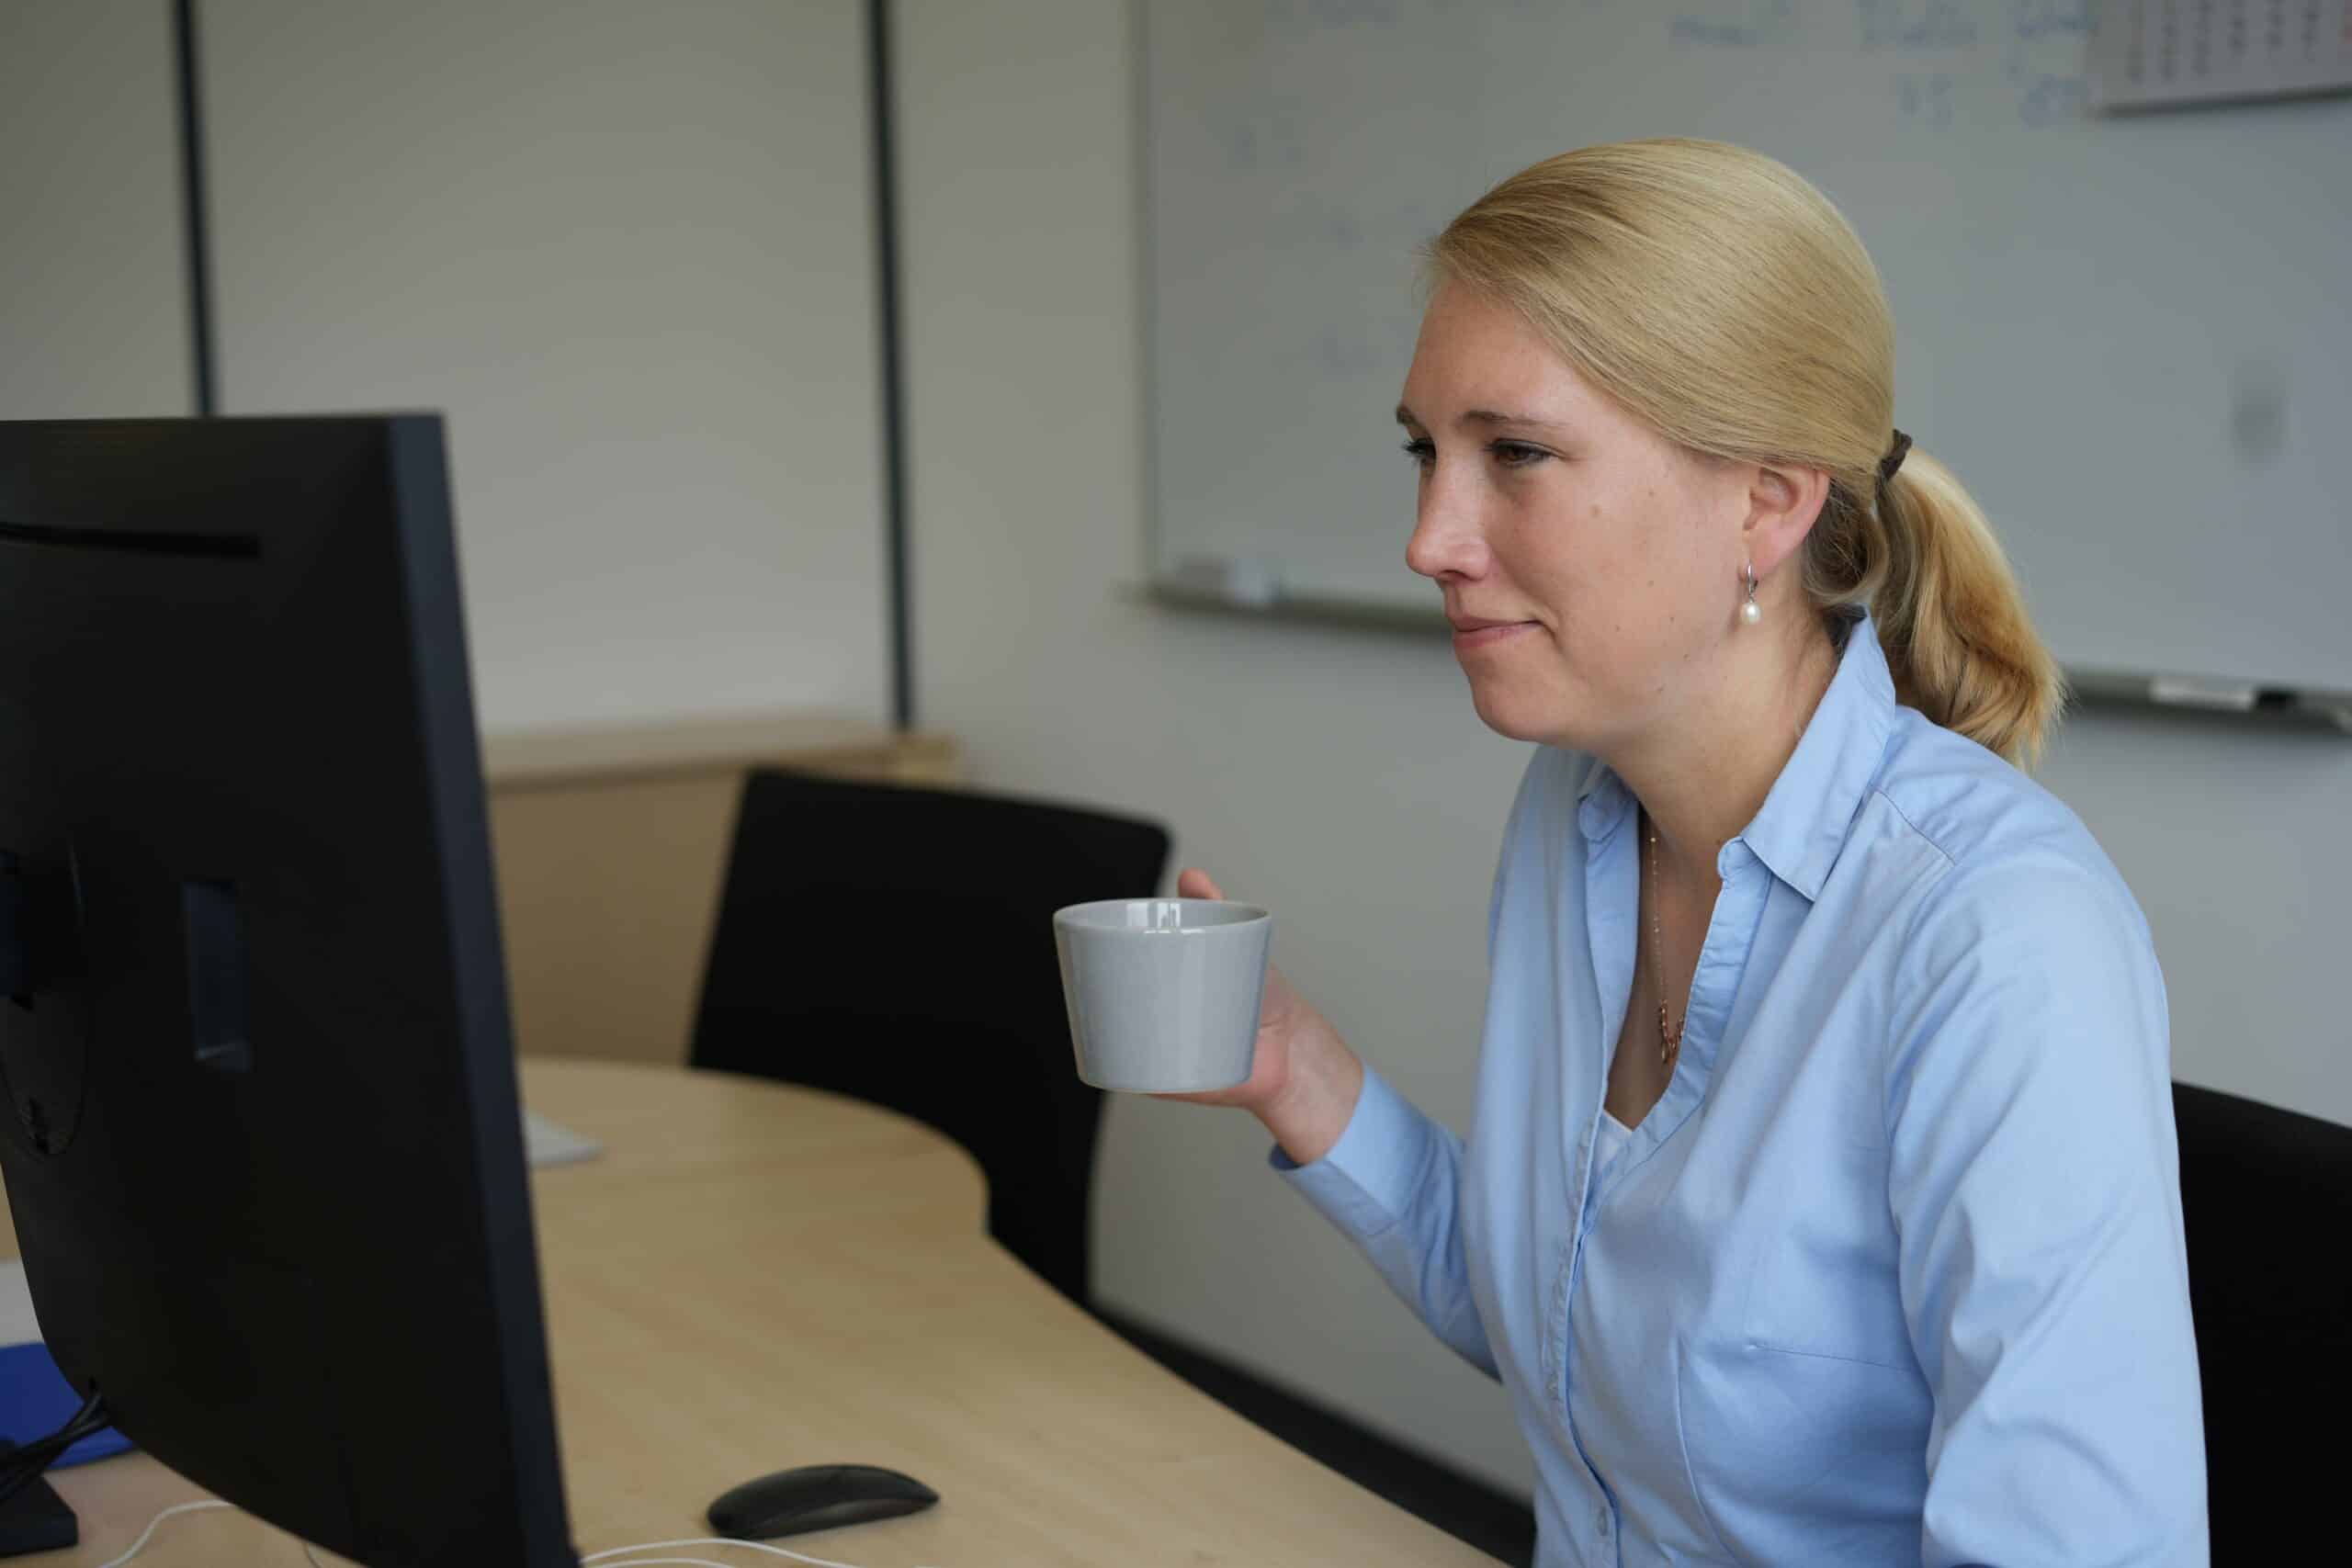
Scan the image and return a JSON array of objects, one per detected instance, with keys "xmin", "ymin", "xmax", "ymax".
[{"xmin": 1277, "ymin": 611, "xmax": 2207, "ymax": 1566}]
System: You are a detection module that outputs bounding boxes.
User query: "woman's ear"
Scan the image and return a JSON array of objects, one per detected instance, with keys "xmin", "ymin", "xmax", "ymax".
[{"xmin": 1740, "ymin": 460, "xmax": 1831, "ymax": 579}]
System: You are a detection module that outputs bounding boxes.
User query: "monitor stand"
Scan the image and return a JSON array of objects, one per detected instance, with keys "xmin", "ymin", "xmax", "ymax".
[{"xmin": 0, "ymin": 1442, "xmax": 76, "ymax": 1557}]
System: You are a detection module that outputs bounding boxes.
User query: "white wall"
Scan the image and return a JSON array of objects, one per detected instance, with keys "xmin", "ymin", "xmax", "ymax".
[
  {"xmin": 896, "ymin": 0, "xmax": 2352, "ymax": 1499},
  {"xmin": 2036, "ymin": 710, "xmax": 2351, "ymax": 1124},
  {"xmin": 199, "ymin": 0, "xmax": 888, "ymax": 734},
  {"xmin": 0, "ymin": 0, "xmax": 193, "ymax": 420}
]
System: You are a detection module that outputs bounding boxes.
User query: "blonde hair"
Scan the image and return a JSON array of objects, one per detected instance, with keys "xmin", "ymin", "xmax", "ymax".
[{"xmin": 1428, "ymin": 139, "xmax": 2066, "ymax": 770}]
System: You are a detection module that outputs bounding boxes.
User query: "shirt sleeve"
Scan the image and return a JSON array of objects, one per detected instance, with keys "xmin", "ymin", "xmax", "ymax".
[
  {"xmin": 1885, "ymin": 853, "xmax": 2208, "ymax": 1567},
  {"xmin": 1268, "ymin": 1063, "xmax": 1498, "ymax": 1380}
]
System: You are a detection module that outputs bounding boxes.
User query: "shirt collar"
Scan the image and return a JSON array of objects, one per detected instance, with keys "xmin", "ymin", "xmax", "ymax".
[{"xmin": 1574, "ymin": 607, "xmax": 1896, "ymax": 900}]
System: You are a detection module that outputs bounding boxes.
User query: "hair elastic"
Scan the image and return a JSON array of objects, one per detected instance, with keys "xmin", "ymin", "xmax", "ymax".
[{"xmin": 1877, "ymin": 429, "xmax": 1912, "ymax": 486}]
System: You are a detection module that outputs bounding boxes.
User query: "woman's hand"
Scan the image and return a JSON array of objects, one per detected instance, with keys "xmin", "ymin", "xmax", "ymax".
[{"xmin": 1154, "ymin": 867, "xmax": 1365, "ymax": 1166}]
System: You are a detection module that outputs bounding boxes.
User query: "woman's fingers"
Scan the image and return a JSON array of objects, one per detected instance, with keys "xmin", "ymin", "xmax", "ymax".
[{"xmin": 1177, "ymin": 866, "xmax": 1226, "ymax": 901}]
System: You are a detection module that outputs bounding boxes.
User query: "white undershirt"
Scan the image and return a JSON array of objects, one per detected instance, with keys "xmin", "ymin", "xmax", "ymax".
[{"xmin": 1597, "ymin": 1109, "xmax": 1635, "ymax": 1170}]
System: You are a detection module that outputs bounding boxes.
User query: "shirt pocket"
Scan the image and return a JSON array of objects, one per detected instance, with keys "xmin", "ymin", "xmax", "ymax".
[
  {"xmin": 1673, "ymin": 1337, "xmax": 1930, "ymax": 1566},
  {"xmin": 1739, "ymin": 1123, "xmax": 1916, "ymax": 1368}
]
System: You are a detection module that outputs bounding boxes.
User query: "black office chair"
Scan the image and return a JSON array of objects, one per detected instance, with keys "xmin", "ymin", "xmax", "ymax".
[
  {"xmin": 688, "ymin": 766, "xmax": 1170, "ymax": 1308},
  {"xmin": 2171, "ymin": 1081, "xmax": 2352, "ymax": 1557}
]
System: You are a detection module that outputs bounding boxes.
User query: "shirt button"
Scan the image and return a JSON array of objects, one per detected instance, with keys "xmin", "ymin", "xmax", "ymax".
[{"xmin": 1595, "ymin": 1506, "xmax": 1611, "ymax": 1535}]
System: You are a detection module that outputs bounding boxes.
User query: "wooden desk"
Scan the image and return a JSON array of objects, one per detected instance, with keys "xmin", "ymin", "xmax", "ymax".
[{"xmin": 13, "ymin": 1061, "xmax": 1501, "ymax": 1565}]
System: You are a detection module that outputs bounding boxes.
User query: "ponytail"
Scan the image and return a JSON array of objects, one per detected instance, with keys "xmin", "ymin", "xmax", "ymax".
[{"xmin": 1813, "ymin": 446, "xmax": 2068, "ymax": 771}]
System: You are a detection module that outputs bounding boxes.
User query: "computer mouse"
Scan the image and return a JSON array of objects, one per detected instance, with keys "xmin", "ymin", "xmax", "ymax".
[{"xmin": 706, "ymin": 1462, "xmax": 940, "ymax": 1540}]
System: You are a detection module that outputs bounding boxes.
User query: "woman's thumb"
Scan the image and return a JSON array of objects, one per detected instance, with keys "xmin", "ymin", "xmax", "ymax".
[{"xmin": 1178, "ymin": 866, "xmax": 1226, "ymax": 901}]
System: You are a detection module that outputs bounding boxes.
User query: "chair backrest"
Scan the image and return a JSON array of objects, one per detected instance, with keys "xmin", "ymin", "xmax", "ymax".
[
  {"xmin": 2170, "ymin": 1080, "xmax": 2351, "ymax": 1555},
  {"xmin": 690, "ymin": 767, "xmax": 1171, "ymax": 1306}
]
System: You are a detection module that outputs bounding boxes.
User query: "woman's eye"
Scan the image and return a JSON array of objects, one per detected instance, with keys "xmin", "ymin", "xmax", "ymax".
[{"xmin": 1400, "ymin": 437, "xmax": 1550, "ymax": 470}]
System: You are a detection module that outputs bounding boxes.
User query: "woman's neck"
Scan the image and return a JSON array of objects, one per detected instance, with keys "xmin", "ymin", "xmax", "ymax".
[{"xmin": 1611, "ymin": 619, "xmax": 1842, "ymax": 892}]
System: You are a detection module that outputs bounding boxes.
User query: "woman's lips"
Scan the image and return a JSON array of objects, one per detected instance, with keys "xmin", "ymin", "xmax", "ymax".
[{"xmin": 1453, "ymin": 621, "xmax": 1535, "ymax": 649}]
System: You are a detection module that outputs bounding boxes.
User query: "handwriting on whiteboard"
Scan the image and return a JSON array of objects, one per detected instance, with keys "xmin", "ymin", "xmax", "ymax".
[{"xmin": 1237, "ymin": 2, "xmax": 2341, "ymax": 143}]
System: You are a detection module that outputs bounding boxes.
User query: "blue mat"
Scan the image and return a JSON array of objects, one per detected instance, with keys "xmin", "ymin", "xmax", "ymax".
[{"xmin": 0, "ymin": 1342, "xmax": 132, "ymax": 1469}]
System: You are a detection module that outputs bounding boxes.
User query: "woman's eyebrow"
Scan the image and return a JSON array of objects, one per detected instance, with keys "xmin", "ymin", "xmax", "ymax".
[
  {"xmin": 1393, "ymin": 403, "xmax": 1567, "ymax": 434},
  {"xmin": 1460, "ymin": 408, "xmax": 1567, "ymax": 434}
]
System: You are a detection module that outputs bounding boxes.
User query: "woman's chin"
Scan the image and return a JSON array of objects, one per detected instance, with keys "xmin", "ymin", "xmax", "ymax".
[
  {"xmin": 1467, "ymin": 674, "xmax": 1600, "ymax": 751},
  {"xmin": 1467, "ymin": 680, "xmax": 1559, "ymax": 745}
]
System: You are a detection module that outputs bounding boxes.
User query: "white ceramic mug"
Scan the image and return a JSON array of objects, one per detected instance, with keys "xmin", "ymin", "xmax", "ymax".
[{"xmin": 1051, "ymin": 897, "xmax": 1272, "ymax": 1092}]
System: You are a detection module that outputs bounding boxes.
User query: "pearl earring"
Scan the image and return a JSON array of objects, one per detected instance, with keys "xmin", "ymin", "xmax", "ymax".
[{"xmin": 1741, "ymin": 563, "xmax": 1761, "ymax": 626}]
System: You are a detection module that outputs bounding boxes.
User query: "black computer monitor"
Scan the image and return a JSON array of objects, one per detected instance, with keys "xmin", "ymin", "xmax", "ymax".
[{"xmin": 0, "ymin": 416, "xmax": 576, "ymax": 1565}]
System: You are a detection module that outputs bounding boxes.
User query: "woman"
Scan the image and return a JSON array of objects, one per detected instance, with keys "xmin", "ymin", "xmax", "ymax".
[{"xmin": 1174, "ymin": 141, "xmax": 2206, "ymax": 1566}]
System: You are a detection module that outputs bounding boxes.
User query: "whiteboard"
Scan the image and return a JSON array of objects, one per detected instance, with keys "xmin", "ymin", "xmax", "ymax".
[{"xmin": 1141, "ymin": 0, "xmax": 2352, "ymax": 694}]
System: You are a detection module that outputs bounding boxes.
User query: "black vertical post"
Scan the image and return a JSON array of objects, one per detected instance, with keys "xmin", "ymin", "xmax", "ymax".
[
  {"xmin": 866, "ymin": 0, "xmax": 914, "ymax": 731},
  {"xmin": 173, "ymin": 0, "xmax": 219, "ymax": 417}
]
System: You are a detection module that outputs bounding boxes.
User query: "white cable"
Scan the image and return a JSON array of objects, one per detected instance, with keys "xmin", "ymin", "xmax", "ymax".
[
  {"xmin": 95, "ymin": 1499, "xmax": 232, "ymax": 1567},
  {"xmin": 581, "ymin": 1540, "xmax": 864, "ymax": 1568},
  {"xmin": 100, "ymin": 1500, "xmax": 954, "ymax": 1568},
  {"xmin": 584, "ymin": 1538, "xmax": 948, "ymax": 1568},
  {"xmin": 92, "ymin": 1495, "xmax": 361, "ymax": 1567}
]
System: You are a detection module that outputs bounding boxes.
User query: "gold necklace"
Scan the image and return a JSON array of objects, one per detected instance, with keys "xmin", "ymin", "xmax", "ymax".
[
  {"xmin": 1635, "ymin": 642, "xmax": 1832, "ymax": 1079},
  {"xmin": 1646, "ymin": 815, "xmax": 1685, "ymax": 1076}
]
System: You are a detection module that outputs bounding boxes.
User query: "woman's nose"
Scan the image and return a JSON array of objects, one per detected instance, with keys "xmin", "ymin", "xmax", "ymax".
[{"xmin": 1406, "ymin": 478, "xmax": 1488, "ymax": 581}]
